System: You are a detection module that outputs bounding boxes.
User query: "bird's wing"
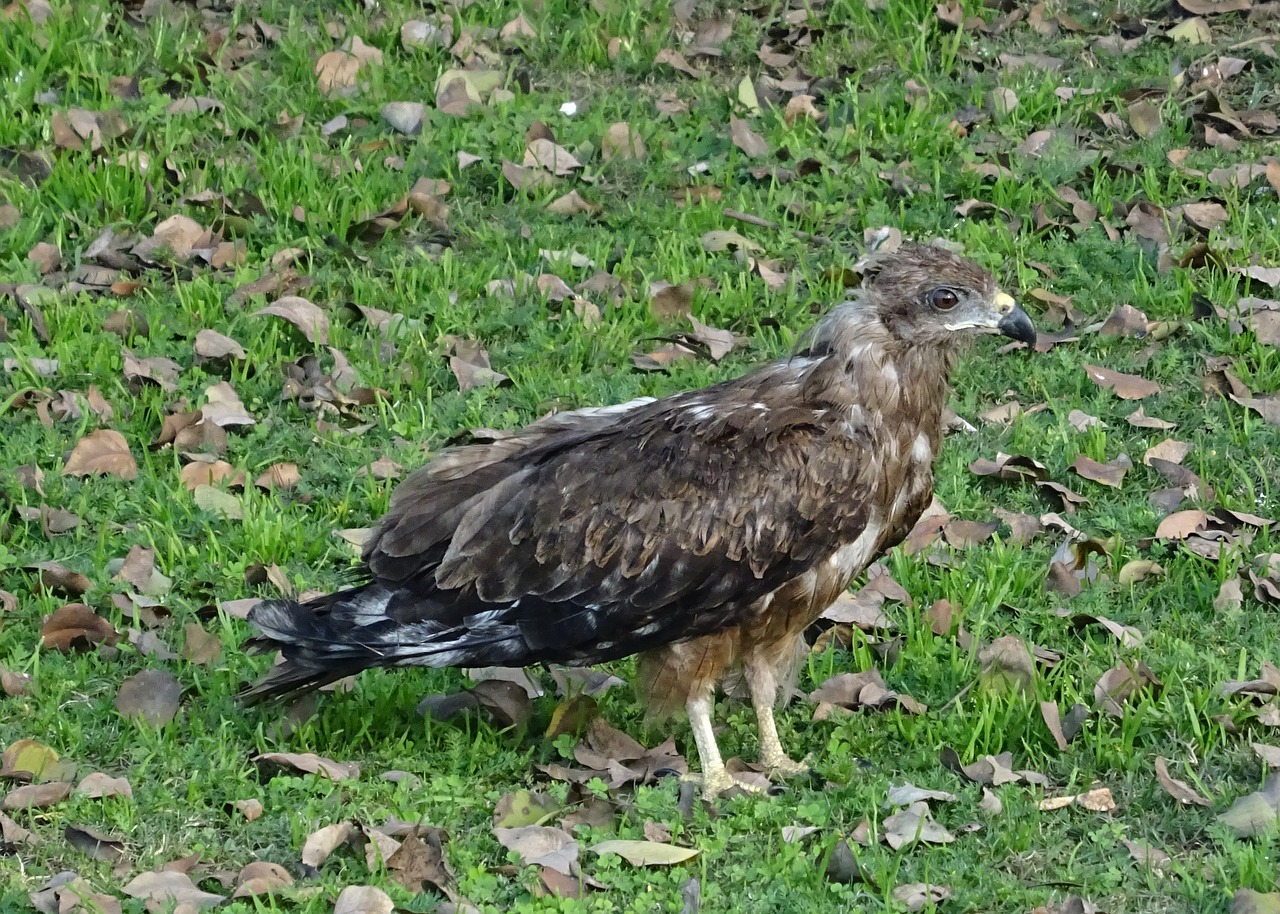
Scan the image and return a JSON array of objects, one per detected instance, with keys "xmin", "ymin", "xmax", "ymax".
[{"xmin": 356, "ymin": 381, "xmax": 879, "ymax": 666}]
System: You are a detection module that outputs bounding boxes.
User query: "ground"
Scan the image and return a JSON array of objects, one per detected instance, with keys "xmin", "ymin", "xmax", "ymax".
[{"xmin": 2, "ymin": 0, "xmax": 1280, "ymax": 912}]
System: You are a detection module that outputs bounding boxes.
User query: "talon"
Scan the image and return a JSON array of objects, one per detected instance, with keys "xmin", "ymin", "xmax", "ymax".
[
  {"xmin": 682, "ymin": 767, "xmax": 742, "ymax": 798},
  {"xmin": 763, "ymin": 755, "xmax": 811, "ymax": 779}
]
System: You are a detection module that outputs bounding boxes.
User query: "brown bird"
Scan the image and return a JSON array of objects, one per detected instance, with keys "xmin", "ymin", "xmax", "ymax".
[{"xmin": 242, "ymin": 243, "xmax": 1035, "ymax": 796}]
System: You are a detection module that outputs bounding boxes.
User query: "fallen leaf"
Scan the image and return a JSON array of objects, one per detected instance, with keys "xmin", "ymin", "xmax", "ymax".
[
  {"xmin": 115, "ymin": 669, "xmax": 181, "ymax": 725},
  {"xmin": 256, "ymin": 752, "xmax": 359, "ymax": 781},
  {"xmin": 882, "ymin": 801, "xmax": 955, "ymax": 850},
  {"xmin": 729, "ymin": 117, "xmax": 768, "ymax": 158},
  {"xmin": 591, "ymin": 839, "xmax": 699, "ymax": 866},
  {"xmin": 62, "ymin": 429, "xmax": 137, "ymax": 480},
  {"xmin": 892, "ymin": 883, "xmax": 952, "ymax": 912},
  {"xmin": 3, "ymin": 781, "xmax": 72, "ymax": 810},
  {"xmin": 1082, "ymin": 364, "xmax": 1162, "ymax": 399},
  {"xmin": 1155, "ymin": 756, "xmax": 1211, "ymax": 806},
  {"xmin": 301, "ymin": 820, "xmax": 355, "ymax": 871},
  {"xmin": 334, "ymin": 885, "xmax": 394, "ymax": 914},
  {"xmin": 76, "ymin": 772, "xmax": 132, "ymax": 799},
  {"xmin": 40, "ymin": 604, "xmax": 118, "ymax": 651},
  {"xmin": 494, "ymin": 825, "xmax": 579, "ymax": 875},
  {"xmin": 123, "ymin": 870, "xmax": 226, "ymax": 909},
  {"xmin": 255, "ymin": 296, "xmax": 330, "ymax": 344}
]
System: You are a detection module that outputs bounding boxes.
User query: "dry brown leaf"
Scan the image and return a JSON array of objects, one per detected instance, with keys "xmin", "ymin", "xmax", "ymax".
[
  {"xmin": 1069, "ymin": 454, "xmax": 1130, "ymax": 488},
  {"xmin": 1082, "ymin": 364, "xmax": 1162, "ymax": 399},
  {"xmin": 3, "ymin": 781, "xmax": 72, "ymax": 813},
  {"xmin": 729, "ymin": 117, "xmax": 769, "ymax": 158},
  {"xmin": 255, "ymin": 751, "xmax": 360, "ymax": 781},
  {"xmin": 601, "ymin": 122, "xmax": 646, "ymax": 161},
  {"xmin": 40, "ymin": 603, "xmax": 118, "ymax": 651},
  {"xmin": 882, "ymin": 801, "xmax": 955, "ymax": 850},
  {"xmin": 524, "ymin": 138, "xmax": 582, "ymax": 176},
  {"xmin": 115, "ymin": 669, "xmax": 181, "ymax": 726},
  {"xmin": 255, "ymin": 296, "xmax": 329, "ymax": 344},
  {"xmin": 193, "ymin": 329, "xmax": 246, "ymax": 362},
  {"xmin": 123, "ymin": 870, "xmax": 226, "ymax": 908},
  {"xmin": 76, "ymin": 772, "xmax": 133, "ymax": 799},
  {"xmin": 334, "ymin": 885, "xmax": 394, "ymax": 914},
  {"xmin": 315, "ymin": 36, "xmax": 382, "ymax": 97},
  {"xmin": 494, "ymin": 825, "xmax": 579, "ymax": 875},
  {"xmin": 1155, "ymin": 756, "xmax": 1210, "ymax": 806},
  {"xmin": 62, "ymin": 429, "xmax": 137, "ymax": 480},
  {"xmin": 255, "ymin": 462, "xmax": 301, "ymax": 491}
]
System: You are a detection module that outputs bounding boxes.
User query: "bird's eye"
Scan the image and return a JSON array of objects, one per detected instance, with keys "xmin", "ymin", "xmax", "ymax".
[{"xmin": 929, "ymin": 287, "xmax": 960, "ymax": 310}]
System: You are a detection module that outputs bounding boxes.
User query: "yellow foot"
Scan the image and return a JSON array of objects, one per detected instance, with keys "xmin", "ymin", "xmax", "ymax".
[
  {"xmin": 682, "ymin": 767, "xmax": 763, "ymax": 799},
  {"xmin": 761, "ymin": 754, "xmax": 811, "ymax": 780}
]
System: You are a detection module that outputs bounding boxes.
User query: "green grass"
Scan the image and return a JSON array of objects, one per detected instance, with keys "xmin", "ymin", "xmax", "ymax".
[{"xmin": 3, "ymin": 0, "xmax": 1280, "ymax": 911}]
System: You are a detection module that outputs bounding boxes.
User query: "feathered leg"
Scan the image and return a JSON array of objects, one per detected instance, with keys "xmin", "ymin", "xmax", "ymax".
[
  {"xmin": 744, "ymin": 652, "xmax": 810, "ymax": 778},
  {"xmin": 684, "ymin": 693, "xmax": 736, "ymax": 798}
]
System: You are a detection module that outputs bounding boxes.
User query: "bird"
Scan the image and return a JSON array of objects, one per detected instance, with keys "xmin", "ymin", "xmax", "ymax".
[{"xmin": 241, "ymin": 243, "xmax": 1036, "ymax": 797}]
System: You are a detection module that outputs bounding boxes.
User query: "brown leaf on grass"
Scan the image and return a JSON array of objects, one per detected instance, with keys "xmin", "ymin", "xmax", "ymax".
[
  {"xmin": 300, "ymin": 821, "xmax": 355, "ymax": 873},
  {"xmin": 1068, "ymin": 610, "xmax": 1145, "ymax": 646},
  {"xmin": 315, "ymin": 36, "xmax": 382, "ymax": 97},
  {"xmin": 255, "ymin": 462, "xmax": 301, "ymax": 491},
  {"xmin": 255, "ymin": 296, "xmax": 329, "ymax": 344},
  {"xmin": 631, "ymin": 343, "xmax": 697, "ymax": 371},
  {"xmin": 1067, "ymin": 409, "xmax": 1105, "ymax": 432},
  {"xmin": 978, "ymin": 635, "xmax": 1035, "ymax": 696},
  {"xmin": 809, "ymin": 669, "xmax": 925, "ymax": 717},
  {"xmin": 566, "ymin": 717, "xmax": 686, "ymax": 787},
  {"xmin": 655, "ymin": 48, "xmax": 701, "ymax": 77},
  {"xmin": 1095, "ymin": 663, "xmax": 1161, "ymax": 717},
  {"xmin": 892, "ymin": 883, "xmax": 952, "ymax": 912},
  {"xmin": 232, "ymin": 861, "xmax": 293, "ymax": 898},
  {"xmin": 65, "ymin": 823, "xmax": 126, "ymax": 863},
  {"xmin": 123, "ymin": 870, "xmax": 226, "ymax": 908},
  {"xmin": 1038, "ymin": 787, "xmax": 1116, "ymax": 812},
  {"xmin": 969, "ymin": 452, "xmax": 1048, "ymax": 482},
  {"xmin": 122, "ymin": 349, "xmax": 182, "ymax": 392},
  {"xmin": 1143, "ymin": 438, "xmax": 1191, "ymax": 465},
  {"xmin": 1219, "ymin": 774, "xmax": 1280, "ymax": 837},
  {"xmin": 1155, "ymin": 509, "xmax": 1208, "ymax": 540},
  {"xmin": 546, "ymin": 190, "xmax": 599, "ymax": 216},
  {"xmin": 334, "ymin": 885, "xmax": 395, "ymax": 914},
  {"xmin": 181, "ymin": 622, "xmax": 222, "ymax": 665},
  {"xmin": 1216, "ymin": 577, "xmax": 1245, "ymax": 611},
  {"xmin": 688, "ymin": 315, "xmax": 737, "ymax": 361},
  {"xmin": 592, "ymin": 838, "xmax": 699, "ymax": 866},
  {"xmin": 494, "ymin": 825, "xmax": 579, "ymax": 875},
  {"xmin": 1070, "ymin": 454, "xmax": 1131, "ymax": 488},
  {"xmin": 882, "ymin": 801, "xmax": 955, "ymax": 850},
  {"xmin": 601, "ymin": 122, "xmax": 646, "ymax": 161},
  {"xmin": 1, "ymin": 664, "xmax": 33, "ymax": 697},
  {"xmin": 180, "ymin": 460, "xmax": 244, "ymax": 491},
  {"xmin": 387, "ymin": 827, "xmax": 458, "ymax": 898},
  {"xmin": 649, "ymin": 280, "xmax": 698, "ymax": 320},
  {"xmin": 193, "ymin": 329, "xmax": 246, "ymax": 362},
  {"xmin": 31, "ymin": 563, "xmax": 92, "ymax": 598},
  {"xmin": 1082, "ymin": 364, "xmax": 1162, "ymax": 399},
  {"xmin": 1127, "ymin": 100, "xmax": 1161, "ymax": 138},
  {"xmin": 1127, "ymin": 407, "xmax": 1176, "ymax": 430},
  {"xmin": 524, "ymin": 138, "xmax": 582, "ymax": 176},
  {"xmin": 729, "ymin": 117, "xmax": 768, "ymax": 158},
  {"xmin": 1153, "ymin": 756, "xmax": 1211, "ymax": 807},
  {"xmin": 1036, "ymin": 480, "xmax": 1090, "ymax": 513},
  {"xmin": 256, "ymin": 751, "xmax": 359, "ymax": 781},
  {"xmin": 62, "ymin": 429, "xmax": 137, "ymax": 480},
  {"xmin": 50, "ymin": 107, "xmax": 127, "ymax": 151},
  {"xmin": 472, "ymin": 679, "xmax": 533, "ymax": 728},
  {"xmin": 701, "ymin": 229, "xmax": 763, "ymax": 253},
  {"xmin": 202, "ymin": 380, "xmax": 256, "ymax": 427},
  {"xmin": 494, "ymin": 790, "xmax": 561, "ymax": 828},
  {"xmin": 1232, "ymin": 889, "xmax": 1280, "ymax": 914},
  {"xmin": 447, "ymin": 338, "xmax": 510, "ymax": 392},
  {"xmin": 76, "ymin": 772, "xmax": 132, "ymax": 799},
  {"xmin": 3, "ymin": 781, "xmax": 72, "ymax": 810},
  {"xmin": 40, "ymin": 604, "xmax": 118, "ymax": 651},
  {"xmin": 115, "ymin": 669, "xmax": 181, "ymax": 726},
  {"xmin": 1176, "ymin": 0, "xmax": 1251, "ymax": 13}
]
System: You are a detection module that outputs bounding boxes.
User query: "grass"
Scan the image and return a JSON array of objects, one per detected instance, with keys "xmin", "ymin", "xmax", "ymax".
[{"xmin": 2, "ymin": 0, "xmax": 1280, "ymax": 911}]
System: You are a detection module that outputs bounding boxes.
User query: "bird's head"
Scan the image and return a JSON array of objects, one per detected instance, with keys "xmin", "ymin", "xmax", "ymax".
[{"xmin": 860, "ymin": 243, "xmax": 1036, "ymax": 347}]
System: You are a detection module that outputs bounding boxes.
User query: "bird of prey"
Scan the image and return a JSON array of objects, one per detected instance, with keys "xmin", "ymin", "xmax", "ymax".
[{"xmin": 242, "ymin": 243, "xmax": 1035, "ymax": 797}]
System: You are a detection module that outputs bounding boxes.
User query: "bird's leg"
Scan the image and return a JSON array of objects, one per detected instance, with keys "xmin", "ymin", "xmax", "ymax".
[
  {"xmin": 744, "ymin": 652, "xmax": 810, "ymax": 778},
  {"xmin": 683, "ymin": 693, "xmax": 737, "ymax": 798}
]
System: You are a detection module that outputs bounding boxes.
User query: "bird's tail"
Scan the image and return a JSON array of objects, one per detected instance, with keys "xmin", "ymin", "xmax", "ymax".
[{"xmin": 238, "ymin": 583, "xmax": 490, "ymax": 704}]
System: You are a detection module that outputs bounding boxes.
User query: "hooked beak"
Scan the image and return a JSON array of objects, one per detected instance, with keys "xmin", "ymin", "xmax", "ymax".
[{"xmin": 993, "ymin": 292, "xmax": 1037, "ymax": 346}]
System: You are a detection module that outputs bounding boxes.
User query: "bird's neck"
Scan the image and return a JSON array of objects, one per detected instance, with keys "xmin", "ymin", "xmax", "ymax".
[{"xmin": 802, "ymin": 332, "xmax": 962, "ymax": 444}]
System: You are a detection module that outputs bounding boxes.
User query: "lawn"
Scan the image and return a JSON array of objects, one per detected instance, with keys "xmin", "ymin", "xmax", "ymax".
[{"xmin": 3, "ymin": 0, "xmax": 1280, "ymax": 911}]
